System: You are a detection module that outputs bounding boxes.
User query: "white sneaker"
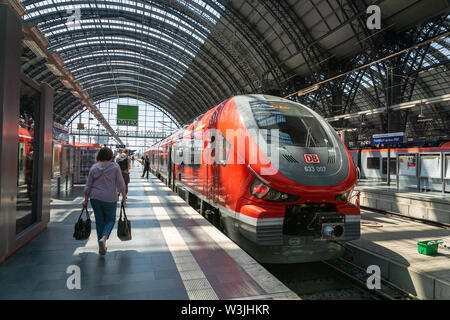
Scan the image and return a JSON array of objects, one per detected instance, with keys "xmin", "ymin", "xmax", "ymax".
[{"xmin": 99, "ymin": 239, "xmax": 107, "ymax": 255}]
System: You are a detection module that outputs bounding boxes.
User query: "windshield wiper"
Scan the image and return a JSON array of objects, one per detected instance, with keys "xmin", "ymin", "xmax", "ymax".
[{"xmin": 306, "ymin": 126, "xmax": 312, "ymax": 147}]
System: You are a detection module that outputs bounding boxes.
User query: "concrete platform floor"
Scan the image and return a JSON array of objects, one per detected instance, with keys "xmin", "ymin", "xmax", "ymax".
[
  {"xmin": 0, "ymin": 165, "xmax": 297, "ymax": 300},
  {"xmin": 348, "ymin": 209, "xmax": 450, "ymax": 299}
]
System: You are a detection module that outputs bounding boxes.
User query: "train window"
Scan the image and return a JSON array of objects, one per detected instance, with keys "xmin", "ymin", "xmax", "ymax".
[
  {"xmin": 382, "ymin": 158, "xmax": 397, "ymax": 175},
  {"xmin": 219, "ymin": 132, "xmax": 231, "ymax": 167},
  {"xmin": 249, "ymin": 101, "xmax": 334, "ymax": 148},
  {"xmin": 193, "ymin": 138, "xmax": 202, "ymax": 170},
  {"xmin": 367, "ymin": 157, "xmax": 380, "ymax": 169}
]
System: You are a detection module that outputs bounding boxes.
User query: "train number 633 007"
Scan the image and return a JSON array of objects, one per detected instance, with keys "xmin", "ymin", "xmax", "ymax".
[{"xmin": 304, "ymin": 166, "xmax": 326, "ymax": 173}]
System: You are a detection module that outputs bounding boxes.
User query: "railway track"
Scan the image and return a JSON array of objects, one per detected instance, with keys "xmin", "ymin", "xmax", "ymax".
[
  {"xmin": 167, "ymin": 176, "xmax": 420, "ymax": 300},
  {"xmin": 264, "ymin": 257, "xmax": 414, "ymax": 300}
]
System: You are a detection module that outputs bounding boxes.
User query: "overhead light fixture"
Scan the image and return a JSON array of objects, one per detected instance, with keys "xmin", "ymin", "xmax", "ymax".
[
  {"xmin": 23, "ymin": 39, "xmax": 47, "ymax": 58},
  {"xmin": 65, "ymin": 71, "xmax": 74, "ymax": 81},
  {"xmin": 417, "ymin": 104, "xmax": 426, "ymax": 121},
  {"xmin": 49, "ymin": 52, "xmax": 64, "ymax": 67},
  {"xmin": 71, "ymin": 91, "xmax": 82, "ymax": 98},
  {"xmin": 45, "ymin": 63, "xmax": 63, "ymax": 76},
  {"xmin": 80, "ymin": 91, "xmax": 89, "ymax": 100},
  {"xmin": 297, "ymin": 84, "xmax": 320, "ymax": 97},
  {"xmin": 29, "ymin": 25, "xmax": 51, "ymax": 48},
  {"xmin": 61, "ymin": 79, "xmax": 74, "ymax": 89},
  {"xmin": 417, "ymin": 118, "xmax": 433, "ymax": 123},
  {"xmin": 0, "ymin": 0, "xmax": 26, "ymax": 17},
  {"xmin": 74, "ymin": 82, "xmax": 83, "ymax": 91}
]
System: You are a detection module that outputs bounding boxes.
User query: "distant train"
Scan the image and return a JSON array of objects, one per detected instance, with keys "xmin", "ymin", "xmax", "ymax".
[
  {"xmin": 349, "ymin": 142, "xmax": 450, "ymax": 181},
  {"xmin": 146, "ymin": 95, "xmax": 360, "ymax": 263}
]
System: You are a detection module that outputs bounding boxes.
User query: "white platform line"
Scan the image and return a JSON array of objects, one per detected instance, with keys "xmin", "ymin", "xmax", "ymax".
[
  {"xmin": 141, "ymin": 179, "xmax": 219, "ymax": 300},
  {"xmin": 148, "ymin": 178, "xmax": 299, "ymax": 299}
]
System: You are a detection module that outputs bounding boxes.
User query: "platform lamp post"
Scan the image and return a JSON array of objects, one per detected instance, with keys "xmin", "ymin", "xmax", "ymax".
[
  {"xmin": 96, "ymin": 123, "xmax": 100, "ymax": 144},
  {"xmin": 386, "ymin": 66, "xmax": 394, "ymax": 186}
]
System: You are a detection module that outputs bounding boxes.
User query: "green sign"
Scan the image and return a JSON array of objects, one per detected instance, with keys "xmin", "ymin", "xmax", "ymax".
[{"xmin": 117, "ymin": 105, "xmax": 138, "ymax": 126}]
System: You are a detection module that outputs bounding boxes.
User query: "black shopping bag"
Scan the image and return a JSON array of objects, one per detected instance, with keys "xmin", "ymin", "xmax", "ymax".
[
  {"xmin": 73, "ymin": 207, "xmax": 91, "ymax": 240},
  {"xmin": 117, "ymin": 204, "xmax": 132, "ymax": 241}
]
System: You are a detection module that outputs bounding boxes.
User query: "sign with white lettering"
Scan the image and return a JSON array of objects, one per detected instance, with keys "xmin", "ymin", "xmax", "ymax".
[
  {"xmin": 372, "ymin": 132, "xmax": 405, "ymax": 144},
  {"xmin": 117, "ymin": 105, "xmax": 138, "ymax": 126}
]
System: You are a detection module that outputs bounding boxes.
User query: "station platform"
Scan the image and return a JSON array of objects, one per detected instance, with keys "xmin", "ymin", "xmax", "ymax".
[
  {"xmin": 356, "ymin": 180, "xmax": 450, "ymax": 225},
  {"xmin": 0, "ymin": 165, "xmax": 298, "ymax": 300},
  {"xmin": 346, "ymin": 209, "xmax": 450, "ymax": 299}
]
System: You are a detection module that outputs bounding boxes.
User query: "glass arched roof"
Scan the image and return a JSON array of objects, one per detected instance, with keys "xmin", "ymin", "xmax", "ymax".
[{"xmin": 20, "ymin": 0, "xmax": 226, "ymax": 124}]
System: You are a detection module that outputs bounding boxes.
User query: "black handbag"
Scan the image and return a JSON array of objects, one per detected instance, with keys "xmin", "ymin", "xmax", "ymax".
[
  {"xmin": 117, "ymin": 204, "xmax": 131, "ymax": 241},
  {"xmin": 73, "ymin": 207, "xmax": 91, "ymax": 240}
]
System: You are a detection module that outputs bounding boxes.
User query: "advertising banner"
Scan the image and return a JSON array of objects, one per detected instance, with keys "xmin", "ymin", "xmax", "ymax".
[{"xmin": 117, "ymin": 105, "xmax": 138, "ymax": 126}]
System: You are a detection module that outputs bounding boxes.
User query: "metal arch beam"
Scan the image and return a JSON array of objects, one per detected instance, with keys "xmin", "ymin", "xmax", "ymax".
[
  {"xmin": 87, "ymin": 96, "xmax": 181, "ymax": 128},
  {"xmin": 59, "ymin": 55, "xmax": 216, "ymax": 110},
  {"xmin": 58, "ymin": 50, "xmax": 235, "ymax": 113},
  {"xmin": 27, "ymin": 6, "xmax": 211, "ymax": 43},
  {"xmin": 65, "ymin": 93, "xmax": 182, "ymax": 129},
  {"xmin": 160, "ymin": 0, "xmax": 263, "ymax": 90},
  {"xmin": 21, "ymin": 0, "xmax": 243, "ymax": 104},
  {"xmin": 54, "ymin": 73, "xmax": 209, "ymax": 121},
  {"xmin": 259, "ymin": 0, "xmax": 327, "ymax": 78},
  {"xmin": 43, "ymin": 19, "xmax": 202, "ymax": 57},
  {"xmin": 23, "ymin": 0, "xmax": 215, "ymax": 38},
  {"xmin": 163, "ymin": 0, "xmax": 286, "ymax": 91},
  {"xmin": 52, "ymin": 64, "xmax": 211, "ymax": 119},
  {"xmin": 61, "ymin": 48, "xmax": 225, "ymax": 104},
  {"xmin": 54, "ymin": 78, "xmax": 201, "ymax": 123},
  {"xmin": 34, "ymin": 30, "xmax": 239, "ymax": 105},
  {"xmin": 26, "ymin": 3, "xmax": 256, "ymax": 95},
  {"xmin": 61, "ymin": 86, "xmax": 189, "ymax": 125},
  {"xmin": 62, "ymin": 38, "xmax": 239, "ymax": 98},
  {"xmin": 217, "ymin": 3, "xmax": 285, "ymax": 90},
  {"xmin": 72, "ymin": 84, "xmax": 184, "ymax": 121},
  {"xmin": 22, "ymin": 0, "xmax": 255, "ymax": 109},
  {"xmin": 33, "ymin": 44, "xmax": 226, "ymax": 117}
]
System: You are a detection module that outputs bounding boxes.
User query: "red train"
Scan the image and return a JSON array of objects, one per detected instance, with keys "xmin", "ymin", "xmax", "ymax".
[{"xmin": 146, "ymin": 95, "xmax": 360, "ymax": 263}]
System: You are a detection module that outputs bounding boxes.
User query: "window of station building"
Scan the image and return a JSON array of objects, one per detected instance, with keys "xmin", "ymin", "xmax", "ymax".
[
  {"xmin": 382, "ymin": 158, "xmax": 397, "ymax": 175},
  {"xmin": 70, "ymin": 98, "xmax": 179, "ymax": 152},
  {"xmin": 52, "ymin": 144, "xmax": 62, "ymax": 178},
  {"xmin": 17, "ymin": 81, "xmax": 40, "ymax": 235},
  {"xmin": 366, "ymin": 157, "xmax": 380, "ymax": 169}
]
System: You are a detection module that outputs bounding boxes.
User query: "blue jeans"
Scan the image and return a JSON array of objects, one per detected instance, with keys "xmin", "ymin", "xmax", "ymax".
[{"xmin": 90, "ymin": 199, "xmax": 117, "ymax": 241}]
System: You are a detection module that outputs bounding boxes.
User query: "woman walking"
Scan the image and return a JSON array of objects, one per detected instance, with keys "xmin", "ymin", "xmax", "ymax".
[{"xmin": 83, "ymin": 147, "xmax": 127, "ymax": 256}]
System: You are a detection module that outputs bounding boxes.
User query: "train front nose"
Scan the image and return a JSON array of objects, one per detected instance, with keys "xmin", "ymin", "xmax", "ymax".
[{"xmin": 274, "ymin": 145, "xmax": 350, "ymax": 188}]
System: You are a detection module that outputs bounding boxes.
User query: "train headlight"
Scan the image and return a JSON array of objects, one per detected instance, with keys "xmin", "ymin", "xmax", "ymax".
[
  {"xmin": 250, "ymin": 179, "xmax": 300, "ymax": 202},
  {"xmin": 335, "ymin": 187, "xmax": 354, "ymax": 202},
  {"xmin": 251, "ymin": 179, "xmax": 270, "ymax": 199}
]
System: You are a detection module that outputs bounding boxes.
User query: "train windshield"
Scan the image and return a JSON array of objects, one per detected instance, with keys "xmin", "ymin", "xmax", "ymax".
[{"xmin": 250, "ymin": 101, "xmax": 334, "ymax": 148}]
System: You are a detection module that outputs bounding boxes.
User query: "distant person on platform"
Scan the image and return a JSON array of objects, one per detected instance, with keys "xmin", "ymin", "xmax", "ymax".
[
  {"xmin": 131, "ymin": 155, "xmax": 135, "ymax": 167},
  {"xmin": 83, "ymin": 147, "xmax": 126, "ymax": 256},
  {"xmin": 142, "ymin": 155, "xmax": 150, "ymax": 179},
  {"xmin": 115, "ymin": 149, "xmax": 131, "ymax": 195}
]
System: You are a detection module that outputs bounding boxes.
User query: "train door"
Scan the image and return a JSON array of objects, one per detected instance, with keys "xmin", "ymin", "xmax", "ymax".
[
  {"xmin": 203, "ymin": 118, "xmax": 219, "ymax": 202},
  {"xmin": 168, "ymin": 144, "xmax": 175, "ymax": 191},
  {"xmin": 204, "ymin": 129, "xmax": 214, "ymax": 201}
]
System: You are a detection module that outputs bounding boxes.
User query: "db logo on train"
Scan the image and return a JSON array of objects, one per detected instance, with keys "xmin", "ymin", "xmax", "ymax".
[{"xmin": 303, "ymin": 153, "xmax": 321, "ymax": 164}]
